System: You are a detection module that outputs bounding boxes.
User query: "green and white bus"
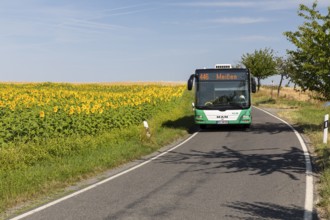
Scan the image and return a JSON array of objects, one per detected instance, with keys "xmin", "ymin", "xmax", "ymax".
[{"xmin": 187, "ymin": 64, "xmax": 257, "ymax": 129}]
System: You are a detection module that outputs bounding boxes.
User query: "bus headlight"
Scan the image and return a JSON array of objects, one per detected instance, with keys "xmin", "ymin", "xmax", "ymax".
[
  {"xmin": 242, "ymin": 115, "xmax": 250, "ymax": 120},
  {"xmin": 242, "ymin": 115, "xmax": 251, "ymax": 122}
]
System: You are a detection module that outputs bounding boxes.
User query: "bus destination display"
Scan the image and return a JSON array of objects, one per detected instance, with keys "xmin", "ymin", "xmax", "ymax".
[{"xmin": 197, "ymin": 72, "xmax": 246, "ymax": 81}]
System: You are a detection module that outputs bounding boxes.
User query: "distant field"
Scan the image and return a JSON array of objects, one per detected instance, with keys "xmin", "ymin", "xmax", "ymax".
[{"xmin": 260, "ymin": 86, "xmax": 318, "ymax": 102}]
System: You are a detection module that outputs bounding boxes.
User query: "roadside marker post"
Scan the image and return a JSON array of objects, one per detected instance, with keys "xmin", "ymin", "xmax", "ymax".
[
  {"xmin": 323, "ymin": 114, "xmax": 329, "ymax": 144},
  {"xmin": 143, "ymin": 120, "xmax": 151, "ymax": 138}
]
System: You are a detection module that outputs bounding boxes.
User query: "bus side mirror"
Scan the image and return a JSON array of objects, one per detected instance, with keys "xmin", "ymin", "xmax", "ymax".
[
  {"xmin": 187, "ymin": 74, "xmax": 195, "ymax": 90},
  {"xmin": 251, "ymin": 77, "xmax": 257, "ymax": 93}
]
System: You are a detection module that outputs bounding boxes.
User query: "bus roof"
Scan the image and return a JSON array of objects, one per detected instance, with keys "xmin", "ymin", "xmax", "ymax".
[{"xmin": 195, "ymin": 68, "xmax": 248, "ymax": 73}]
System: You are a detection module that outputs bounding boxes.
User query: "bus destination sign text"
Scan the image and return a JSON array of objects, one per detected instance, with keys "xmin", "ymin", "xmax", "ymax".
[{"xmin": 198, "ymin": 73, "xmax": 240, "ymax": 81}]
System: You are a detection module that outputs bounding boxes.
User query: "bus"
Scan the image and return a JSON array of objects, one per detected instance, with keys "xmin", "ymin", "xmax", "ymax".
[{"xmin": 187, "ymin": 65, "xmax": 257, "ymax": 129}]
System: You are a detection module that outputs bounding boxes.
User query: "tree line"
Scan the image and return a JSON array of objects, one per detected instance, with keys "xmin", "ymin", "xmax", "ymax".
[{"xmin": 240, "ymin": 1, "xmax": 330, "ymax": 100}]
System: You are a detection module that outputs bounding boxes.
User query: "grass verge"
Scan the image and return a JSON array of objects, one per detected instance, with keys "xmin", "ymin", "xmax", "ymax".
[
  {"xmin": 0, "ymin": 90, "xmax": 194, "ymax": 219},
  {"xmin": 253, "ymin": 86, "xmax": 330, "ymax": 219}
]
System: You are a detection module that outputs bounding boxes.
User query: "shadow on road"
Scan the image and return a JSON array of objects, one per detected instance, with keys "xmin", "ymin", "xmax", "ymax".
[
  {"xmin": 249, "ymin": 122, "xmax": 293, "ymax": 134},
  {"xmin": 223, "ymin": 201, "xmax": 304, "ymax": 220},
  {"xmin": 161, "ymin": 113, "xmax": 319, "ymax": 136},
  {"xmin": 156, "ymin": 146, "xmax": 306, "ymax": 180},
  {"xmin": 162, "ymin": 115, "xmax": 199, "ymax": 134},
  {"xmin": 197, "ymin": 121, "xmax": 294, "ymax": 134}
]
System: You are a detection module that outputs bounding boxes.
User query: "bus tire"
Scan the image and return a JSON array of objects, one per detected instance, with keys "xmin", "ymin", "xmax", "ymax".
[
  {"xmin": 243, "ymin": 124, "xmax": 250, "ymax": 130},
  {"xmin": 200, "ymin": 124, "xmax": 207, "ymax": 129}
]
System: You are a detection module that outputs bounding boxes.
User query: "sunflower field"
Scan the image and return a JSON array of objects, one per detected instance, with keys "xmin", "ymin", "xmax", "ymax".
[
  {"xmin": 0, "ymin": 82, "xmax": 185, "ymax": 145},
  {"xmin": 0, "ymin": 82, "xmax": 193, "ymax": 215}
]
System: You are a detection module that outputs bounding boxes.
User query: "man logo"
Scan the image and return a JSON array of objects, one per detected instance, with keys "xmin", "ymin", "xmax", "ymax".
[{"xmin": 217, "ymin": 116, "xmax": 228, "ymax": 119}]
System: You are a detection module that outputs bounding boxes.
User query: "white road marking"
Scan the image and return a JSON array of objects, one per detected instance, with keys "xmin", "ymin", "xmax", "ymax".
[
  {"xmin": 10, "ymin": 132, "xmax": 199, "ymax": 220},
  {"xmin": 255, "ymin": 107, "xmax": 314, "ymax": 220}
]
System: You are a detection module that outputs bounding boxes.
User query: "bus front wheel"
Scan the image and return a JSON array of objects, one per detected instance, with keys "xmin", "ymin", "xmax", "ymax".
[
  {"xmin": 200, "ymin": 124, "xmax": 207, "ymax": 129},
  {"xmin": 243, "ymin": 124, "xmax": 251, "ymax": 130}
]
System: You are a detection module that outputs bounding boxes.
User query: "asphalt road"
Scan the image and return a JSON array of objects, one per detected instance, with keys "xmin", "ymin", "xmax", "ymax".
[{"xmin": 12, "ymin": 107, "xmax": 313, "ymax": 220}]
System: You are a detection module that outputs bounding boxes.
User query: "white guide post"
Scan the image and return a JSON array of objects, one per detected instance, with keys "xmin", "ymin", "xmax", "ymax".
[{"xmin": 143, "ymin": 120, "xmax": 151, "ymax": 138}]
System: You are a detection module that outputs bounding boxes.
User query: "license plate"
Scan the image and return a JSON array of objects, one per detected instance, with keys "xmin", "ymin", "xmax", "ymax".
[{"xmin": 217, "ymin": 120, "xmax": 228, "ymax": 124}]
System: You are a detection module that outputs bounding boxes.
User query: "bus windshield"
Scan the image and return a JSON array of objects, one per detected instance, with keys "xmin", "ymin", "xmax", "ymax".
[{"xmin": 196, "ymin": 80, "xmax": 250, "ymax": 109}]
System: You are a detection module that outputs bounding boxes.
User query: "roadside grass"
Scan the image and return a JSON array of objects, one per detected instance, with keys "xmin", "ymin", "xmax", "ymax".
[
  {"xmin": 253, "ymin": 86, "xmax": 330, "ymax": 219},
  {"xmin": 0, "ymin": 90, "xmax": 194, "ymax": 219}
]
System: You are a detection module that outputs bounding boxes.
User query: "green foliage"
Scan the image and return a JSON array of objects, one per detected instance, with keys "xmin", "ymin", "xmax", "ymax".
[
  {"xmin": 274, "ymin": 56, "xmax": 296, "ymax": 97},
  {"xmin": 284, "ymin": 1, "xmax": 330, "ymax": 99},
  {"xmin": 241, "ymin": 48, "xmax": 277, "ymax": 91}
]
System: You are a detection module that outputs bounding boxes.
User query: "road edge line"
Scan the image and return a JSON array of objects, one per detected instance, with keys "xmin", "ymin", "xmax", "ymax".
[
  {"xmin": 254, "ymin": 106, "xmax": 314, "ymax": 220},
  {"xmin": 10, "ymin": 132, "xmax": 199, "ymax": 220}
]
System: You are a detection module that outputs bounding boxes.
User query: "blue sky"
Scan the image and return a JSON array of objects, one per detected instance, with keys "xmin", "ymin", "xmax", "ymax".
[{"xmin": 0, "ymin": 0, "xmax": 329, "ymax": 84}]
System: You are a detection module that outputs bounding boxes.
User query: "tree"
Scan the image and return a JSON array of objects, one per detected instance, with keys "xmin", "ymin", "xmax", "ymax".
[
  {"xmin": 284, "ymin": 1, "xmax": 330, "ymax": 100},
  {"xmin": 241, "ymin": 48, "xmax": 277, "ymax": 91},
  {"xmin": 275, "ymin": 56, "xmax": 294, "ymax": 97}
]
